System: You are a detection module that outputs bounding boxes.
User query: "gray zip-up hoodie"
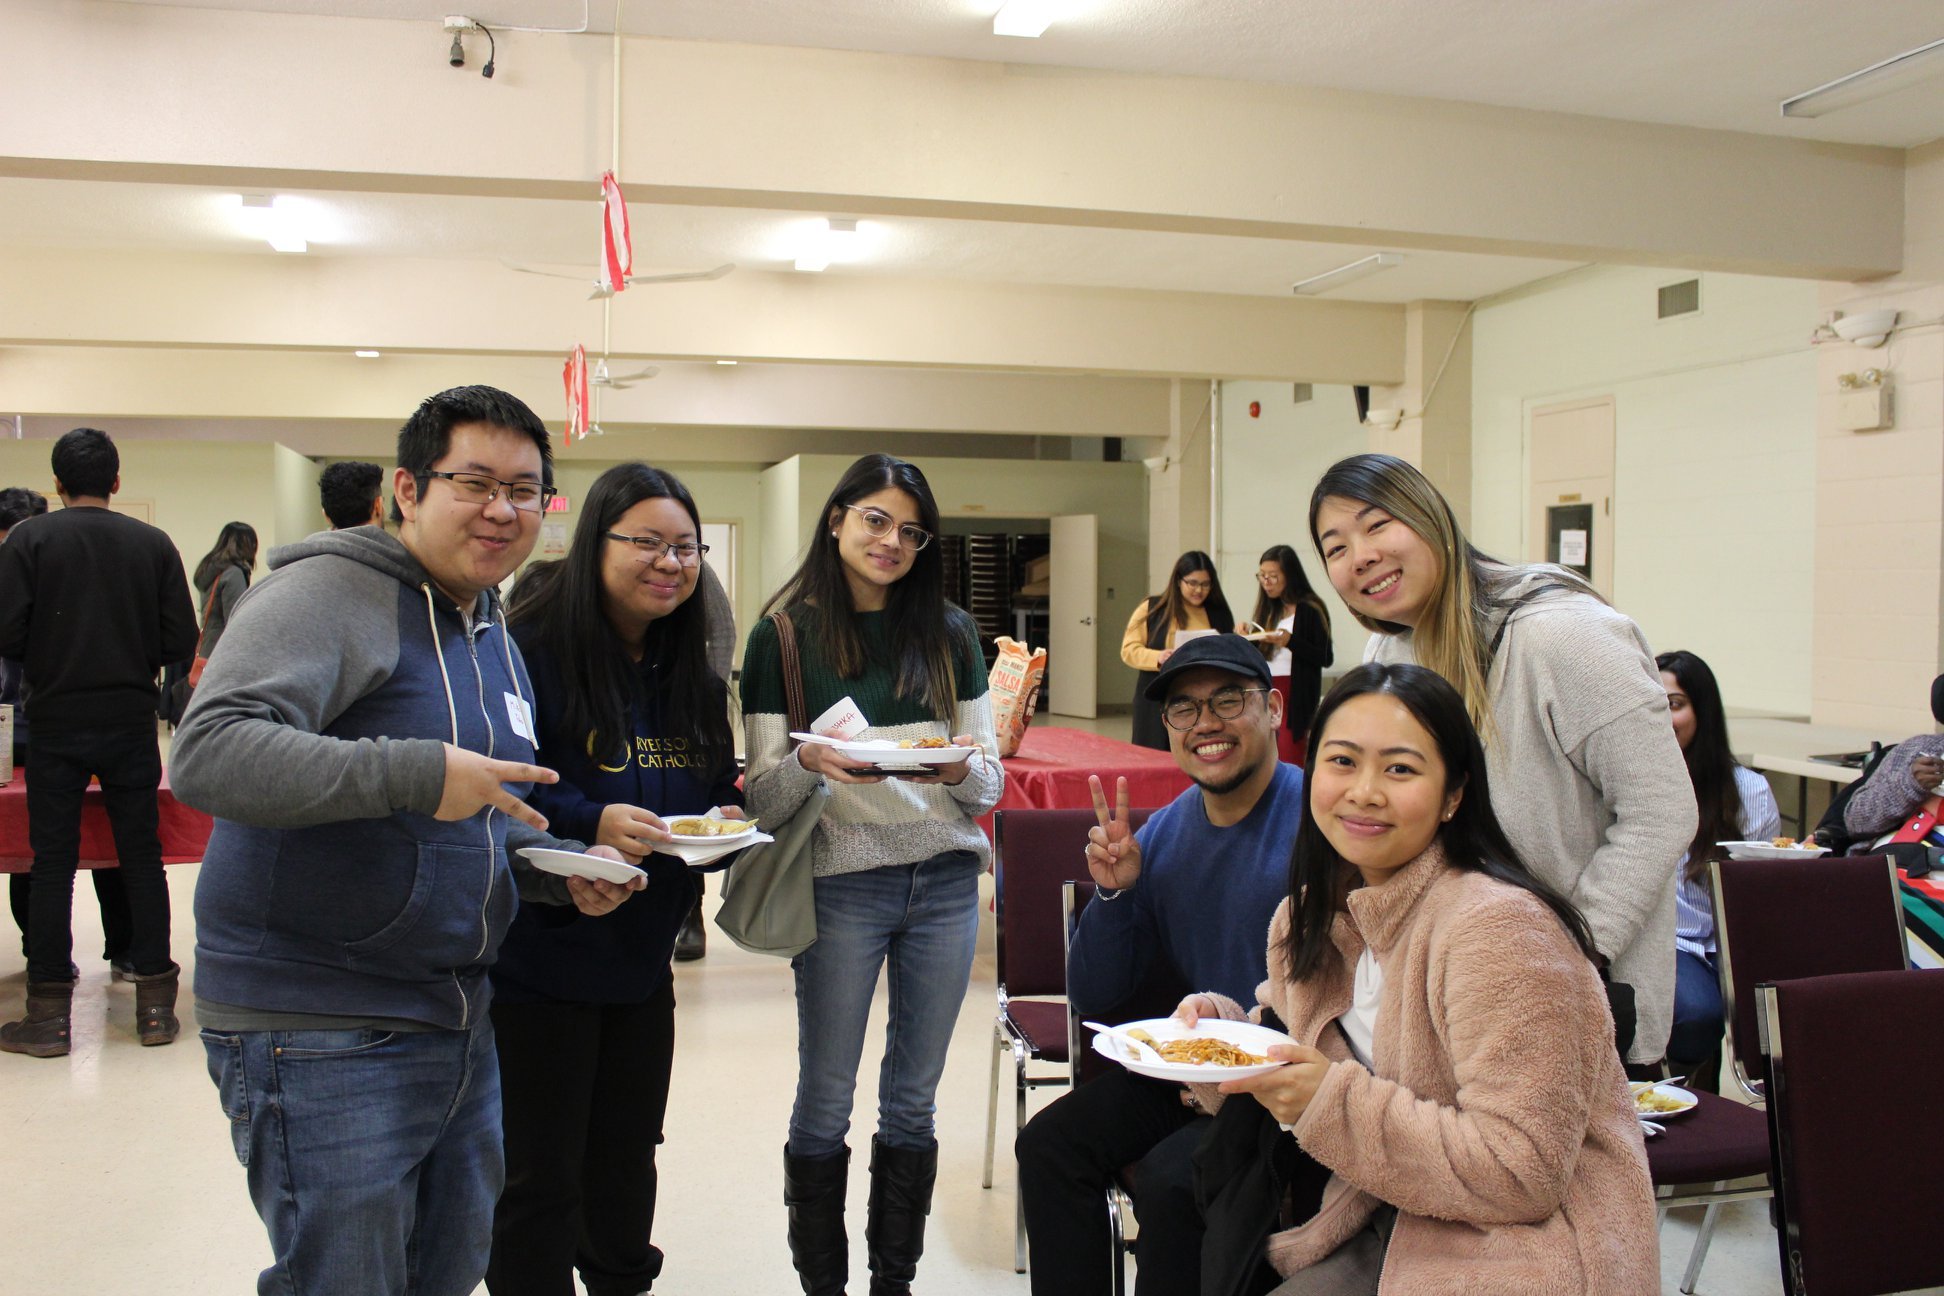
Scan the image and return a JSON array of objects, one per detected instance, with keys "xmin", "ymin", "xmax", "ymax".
[{"xmin": 172, "ymin": 526, "xmax": 583, "ymax": 1030}]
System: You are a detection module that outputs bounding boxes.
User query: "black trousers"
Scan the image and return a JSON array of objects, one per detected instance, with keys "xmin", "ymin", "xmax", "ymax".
[
  {"xmin": 486, "ymin": 980, "xmax": 678, "ymax": 1296},
  {"xmin": 1016, "ymin": 1066, "xmax": 1209, "ymax": 1296},
  {"xmin": 12, "ymin": 868, "xmax": 130, "ymax": 962},
  {"xmin": 24, "ymin": 719, "xmax": 170, "ymax": 983}
]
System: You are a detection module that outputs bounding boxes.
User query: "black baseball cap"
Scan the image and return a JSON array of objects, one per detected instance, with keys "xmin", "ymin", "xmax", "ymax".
[{"xmin": 1144, "ymin": 633, "xmax": 1273, "ymax": 700}]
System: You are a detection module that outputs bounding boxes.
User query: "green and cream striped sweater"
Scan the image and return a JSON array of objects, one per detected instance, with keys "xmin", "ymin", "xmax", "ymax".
[{"xmin": 740, "ymin": 607, "xmax": 1003, "ymax": 877}]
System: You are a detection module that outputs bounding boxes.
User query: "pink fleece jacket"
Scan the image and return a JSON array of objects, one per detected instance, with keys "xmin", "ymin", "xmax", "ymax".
[{"xmin": 1192, "ymin": 846, "xmax": 1659, "ymax": 1294}]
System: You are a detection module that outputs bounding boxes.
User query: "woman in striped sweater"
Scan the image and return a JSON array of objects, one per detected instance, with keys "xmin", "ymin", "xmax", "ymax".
[{"xmin": 740, "ymin": 454, "xmax": 1004, "ymax": 1296}]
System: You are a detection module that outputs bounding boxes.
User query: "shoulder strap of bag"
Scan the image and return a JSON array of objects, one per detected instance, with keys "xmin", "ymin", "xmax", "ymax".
[{"xmin": 773, "ymin": 611, "xmax": 809, "ymax": 734}]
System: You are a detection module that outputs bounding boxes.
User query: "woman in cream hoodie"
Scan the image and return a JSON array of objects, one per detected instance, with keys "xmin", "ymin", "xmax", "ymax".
[{"xmin": 1180, "ymin": 663, "xmax": 1657, "ymax": 1294}]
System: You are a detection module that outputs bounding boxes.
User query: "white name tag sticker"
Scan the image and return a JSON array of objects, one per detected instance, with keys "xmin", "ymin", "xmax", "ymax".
[{"xmin": 505, "ymin": 692, "xmax": 538, "ymax": 747}]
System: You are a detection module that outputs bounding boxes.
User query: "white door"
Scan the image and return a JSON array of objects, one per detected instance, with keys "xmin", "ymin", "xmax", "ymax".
[
  {"xmin": 1528, "ymin": 397, "xmax": 1616, "ymax": 600},
  {"xmin": 1048, "ymin": 514, "xmax": 1098, "ymax": 718}
]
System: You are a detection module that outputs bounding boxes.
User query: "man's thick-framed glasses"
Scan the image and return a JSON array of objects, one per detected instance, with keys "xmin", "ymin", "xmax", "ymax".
[
  {"xmin": 1163, "ymin": 686, "xmax": 1270, "ymax": 731},
  {"xmin": 604, "ymin": 532, "xmax": 711, "ymax": 567},
  {"xmin": 842, "ymin": 504, "xmax": 933, "ymax": 550},
  {"xmin": 419, "ymin": 470, "xmax": 556, "ymax": 514}
]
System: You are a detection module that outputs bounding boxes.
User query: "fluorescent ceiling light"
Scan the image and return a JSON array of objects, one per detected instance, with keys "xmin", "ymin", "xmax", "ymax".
[
  {"xmin": 1291, "ymin": 252, "xmax": 1403, "ymax": 296},
  {"xmin": 1783, "ymin": 37, "xmax": 1944, "ymax": 118},
  {"xmin": 716, "ymin": 359, "xmax": 738, "ymax": 365},
  {"xmin": 993, "ymin": 0, "xmax": 1057, "ymax": 38},
  {"xmin": 354, "ymin": 350, "xmax": 381, "ymax": 359},
  {"xmin": 230, "ymin": 193, "xmax": 310, "ymax": 254},
  {"xmin": 794, "ymin": 218, "xmax": 859, "ymax": 273}
]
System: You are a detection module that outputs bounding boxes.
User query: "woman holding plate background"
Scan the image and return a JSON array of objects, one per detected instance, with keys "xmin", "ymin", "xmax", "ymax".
[
  {"xmin": 1176, "ymin": 664, "xmax": 1656, "ymax": 1294},
  {"xmin": 741, "ymin": 453, "xmax": 1003, "ymax": 1296},
  {"xmin": 485, "ymin": 462, "xmax": 744, "ymax": 1296}
]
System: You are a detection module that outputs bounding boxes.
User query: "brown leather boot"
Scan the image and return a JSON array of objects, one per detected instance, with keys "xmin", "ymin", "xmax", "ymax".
[
  {"xmin": 1, "ymin": 980, "xmax": 75, "ymax": 1058},
  {"xmin": 129, "ymin": 964, "xmax": 180, "ymax": 1047}
]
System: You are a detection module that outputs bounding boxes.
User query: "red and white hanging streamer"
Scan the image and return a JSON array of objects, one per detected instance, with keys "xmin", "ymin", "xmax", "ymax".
[
  {"xmin": 600, "ymin": 171, "xmax": 633, "ymax": 295},
  {"xmin": 563, "ymin": 344, "xmax": 589, "ymax": 442}
]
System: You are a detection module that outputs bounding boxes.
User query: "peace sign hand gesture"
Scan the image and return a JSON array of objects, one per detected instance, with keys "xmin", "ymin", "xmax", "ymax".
[{"xmin": 1086, "ymin": 774, "xmax": 1143, "ymax": 892}]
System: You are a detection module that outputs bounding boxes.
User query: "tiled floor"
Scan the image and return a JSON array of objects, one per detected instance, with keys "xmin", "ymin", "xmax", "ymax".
[{"xmin": 4, "ymin": 717, "xmax": 1925, "ymax": 1295}]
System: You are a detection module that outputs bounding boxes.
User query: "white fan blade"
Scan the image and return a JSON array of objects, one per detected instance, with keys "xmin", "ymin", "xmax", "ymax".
[
  {"xmin": 501, "ymin": 260, "xmax": 593, "ymax": 283},
  {"xmin": 623, "ymin": 263, "xmax": 735, "ymax": 286}
]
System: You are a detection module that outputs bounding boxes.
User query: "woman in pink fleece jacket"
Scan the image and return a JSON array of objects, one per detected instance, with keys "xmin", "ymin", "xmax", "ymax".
[{"xmin": 1179, "ymin": 663, "xmax": 1657, "ymax": 1294}]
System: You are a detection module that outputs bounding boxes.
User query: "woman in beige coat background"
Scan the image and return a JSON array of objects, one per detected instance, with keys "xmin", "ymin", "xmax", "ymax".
[{"xmin": 1180, "ymin": 663, "xmax": 1657, "ymax": 1294}]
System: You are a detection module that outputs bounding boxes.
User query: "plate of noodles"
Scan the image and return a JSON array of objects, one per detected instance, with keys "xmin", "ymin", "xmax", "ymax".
[{"xmin": 1090, "ymin": 1017, "xmax": 1292, "ymax": 1083}]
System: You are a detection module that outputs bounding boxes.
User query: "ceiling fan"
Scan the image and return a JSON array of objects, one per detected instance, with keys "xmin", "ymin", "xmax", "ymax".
[
  {"xmin": 591, "ymin": 357, "xmax": 658, "ymax": 389},
  {"xmin": 505, "ymin": 259, "xmax": 735, "ymax": 300}
]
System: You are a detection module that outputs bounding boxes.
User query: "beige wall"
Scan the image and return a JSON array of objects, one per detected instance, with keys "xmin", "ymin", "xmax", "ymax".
[
  {"xmin": 1470, "ymin": 266, "xmax": 1821, "ymax": 715},
  {"xmin": 1216, "ymin": 382, "xmax": 1370, "ymax": 671},
  {"xmin": 271, "ymin": 443, "xmax": 322, "ymax": 548}
]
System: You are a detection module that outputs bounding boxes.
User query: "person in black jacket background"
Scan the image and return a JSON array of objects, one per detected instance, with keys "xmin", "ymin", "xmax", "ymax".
[
  {"xmin": 0, "ymin": 429, "xmax": 198, "ymax": 1056},
  {"xmin": 1251, "ymin": 544, "xmax": 1333, "ymax": 765},
  {"xmin": 487, "ymin": 462, "xmax": 743, "ymax": 1296}
]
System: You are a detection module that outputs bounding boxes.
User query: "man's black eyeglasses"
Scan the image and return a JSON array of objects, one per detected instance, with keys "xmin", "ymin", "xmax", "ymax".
[
  {"xmin": 1162, "ymin": 687, "xmax": 1270, "ymax": 731},
  {"xmin": 419, "ymin": 470, "xmax": 556, "ymax": 514}
]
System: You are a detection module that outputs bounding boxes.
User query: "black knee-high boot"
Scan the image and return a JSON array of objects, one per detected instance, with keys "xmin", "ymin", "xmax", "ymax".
[
  {"xmin": 865, "ymin": 1138, "xmax": 937, "ymax": 1296},
  {"xmin": 785, "ymin": 1144, "xmax": 850, "ymax": 1296}
]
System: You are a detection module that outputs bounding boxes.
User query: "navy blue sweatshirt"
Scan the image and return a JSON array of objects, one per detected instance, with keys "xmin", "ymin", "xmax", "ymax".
[
  {"xmin": 490, "ymin": 631, "xmax": 742, "ymax": 1006},
  {"xmin": 1067, "ymin": 761, "xmax": 1305, "ymax": 1020}
]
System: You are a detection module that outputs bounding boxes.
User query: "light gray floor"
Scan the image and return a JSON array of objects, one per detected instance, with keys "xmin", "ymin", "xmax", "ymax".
[{"xmin": 2, "ymin": 715, "xmax": 1914, "ymax": 1296}]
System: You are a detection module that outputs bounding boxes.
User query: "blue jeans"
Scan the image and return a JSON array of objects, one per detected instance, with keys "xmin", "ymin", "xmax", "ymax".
[
  {"xmin": 788, "ymin": 850, "xmax": 983, "ymax": 1159},
  {"xmin": 1670, "ymin": 948, "xmax": 1725, "ymax": 1065},
  {"xmin": 201, "ymin": 1018, "xmax": 504, "ymax": 1296}
]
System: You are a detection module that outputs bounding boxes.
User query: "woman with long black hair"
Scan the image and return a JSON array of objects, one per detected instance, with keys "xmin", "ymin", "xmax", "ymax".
[
  {"xmin": 1121, "ymin": 550, "xmax": 1234, "ymax": 750},
  {"xmin": 191, "ymin": 521, "xmax": 258, "ymax": 665},
  {"xmin": 1178, "ymin": 664, "xmax": 1656, "ymax": 1293},
  {"xmin": 1657, "ymin": 649, "xmax": 1778, "ymax": 1085},
  {"xmin": 1309, "ymin": 453, "xmax": 1694, "ymax": 1069},
  {"xmin": 741, "ymin": 453, "xmax": 1003, "ymax": 1296},
  {"xmin": 486, "ymin": 462, "xmax": 742, "ymax": 1296},
  {"xmin": 1252, "ymin": 544, "xmax": 1332, "ymax": 765}
]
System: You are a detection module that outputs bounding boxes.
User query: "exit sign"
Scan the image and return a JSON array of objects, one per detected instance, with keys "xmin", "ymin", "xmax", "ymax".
[{"xmin": 546, "ymin": 495, "xmax": 571, "ymax": 513}]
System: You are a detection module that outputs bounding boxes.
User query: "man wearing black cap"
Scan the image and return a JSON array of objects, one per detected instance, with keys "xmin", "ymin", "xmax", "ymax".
[{"xmin": 1016, "ymin": 633, "xmax": 1307, "ymax": 1296}]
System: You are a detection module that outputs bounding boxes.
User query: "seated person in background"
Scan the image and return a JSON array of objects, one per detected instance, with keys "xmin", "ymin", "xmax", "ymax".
[
  {"xmin": 1015, "ymin": 634, "xmax": 1305, "ymax": 1296},
  {"xmin": 1658, "ymin": 650, "xmax": 1778, "ymax": 1087},
  {"xmin": 1842, "ymin": 673, "xmax": 1944, "ymax": 845},
  {"xmin": 1177, "ymin": 663, "xmax": 1656, "ymax": 1296}
]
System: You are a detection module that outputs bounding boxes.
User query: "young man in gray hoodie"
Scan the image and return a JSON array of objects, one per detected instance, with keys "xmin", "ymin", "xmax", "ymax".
[{"xmin": 171, "ymin": 386, "xmax": 640, "ymax": 1296}]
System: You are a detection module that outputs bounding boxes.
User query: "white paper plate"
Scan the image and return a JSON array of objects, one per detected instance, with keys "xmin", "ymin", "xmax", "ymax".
[
  {"xmin": 1090, "ymin": 1017, "xmax": 1291, "ymax": 1083},
  {"xmin": 657, "ymin": 812, "xmax": 773, "ymax": 866},
  {"xmin": 830, "ymin": 740, "xmax": 975, "ymax": 767},
  {"xmin": 516, "ymin": 847, "xmax": 647, "ymax": 886},
  {"xmin": 1632, "ymin": 1082, "xmax": 1699, "ymax": 1119},
  {"xmin": 1719, "ymin": 840, "xmax": 1829, "ymax": 860}
]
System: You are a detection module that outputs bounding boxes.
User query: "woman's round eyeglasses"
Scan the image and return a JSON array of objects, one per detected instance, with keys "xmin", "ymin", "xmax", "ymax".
[
  {"xmin": 603, "ymin": 533, "xmax": 710, "ymax": 566},
  {"xmin": 1162, "ymin": 687, "xmax": 1269, "ymax": 731},
  {"xmin": 842, "ymin": 504, "xmax": 933, "ymax": 550}
]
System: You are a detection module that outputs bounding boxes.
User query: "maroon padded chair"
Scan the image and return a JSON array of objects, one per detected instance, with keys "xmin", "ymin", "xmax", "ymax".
[
  {"xmin": 1645, "ymin": 854, "xmax": 1912, "ymax": 1294},
  {"xmin": 983, "ymin": 807, "xmax": 1152, "ymax": 1274},
  {"xmin": 1713, "ymin": 855, "xmax": 1907, "ymax": 1100},
  {"xmin": 1757, "ymin": 969, "xmax": 1944, "ymax": 1296}
]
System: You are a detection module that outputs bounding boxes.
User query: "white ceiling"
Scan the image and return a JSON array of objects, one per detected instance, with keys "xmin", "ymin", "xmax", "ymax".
[
  {"xmin": 114, "ymin": 0, "xmax": 1944, "ymax": 148},
  {"xmin": 0, "ymin": 177, "xmax": 1583, "ymax": 302}
]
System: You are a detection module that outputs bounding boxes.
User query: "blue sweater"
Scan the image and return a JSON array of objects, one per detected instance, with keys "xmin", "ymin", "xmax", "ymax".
[
  {"xmin": 1067, "ymin": 761, "xmax": 1305, "ymax": 1020},
  {"xmin": 490, "ymin": 631, "xmax": 742, "ymax": 1006}
]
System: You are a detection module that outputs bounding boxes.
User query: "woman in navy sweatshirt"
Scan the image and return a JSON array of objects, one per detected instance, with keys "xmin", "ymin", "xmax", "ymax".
[{"xmin": 486, "ymin": 463, "xmax": 742, "ymax": 1296}]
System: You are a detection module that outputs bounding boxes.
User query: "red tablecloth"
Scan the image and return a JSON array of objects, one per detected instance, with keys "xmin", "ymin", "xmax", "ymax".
[
  {"xmin": 979, "ymin": 725, "xmax": 1192, "ymax": 839},
  {"xmin": 0, "ymin": 769, "xmax": 214, "ymax": 872}
]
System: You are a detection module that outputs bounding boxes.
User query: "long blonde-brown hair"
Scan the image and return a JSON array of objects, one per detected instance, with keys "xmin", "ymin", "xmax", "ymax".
[{"xmin": 1307, "ymin": 454, "xmax": 1597, "ymax": 739}]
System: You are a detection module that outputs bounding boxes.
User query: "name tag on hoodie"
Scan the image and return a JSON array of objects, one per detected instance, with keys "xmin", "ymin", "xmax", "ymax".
[{"xmin": 505, "ymin": 693, "xmax": 538, "ymax": 748}]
